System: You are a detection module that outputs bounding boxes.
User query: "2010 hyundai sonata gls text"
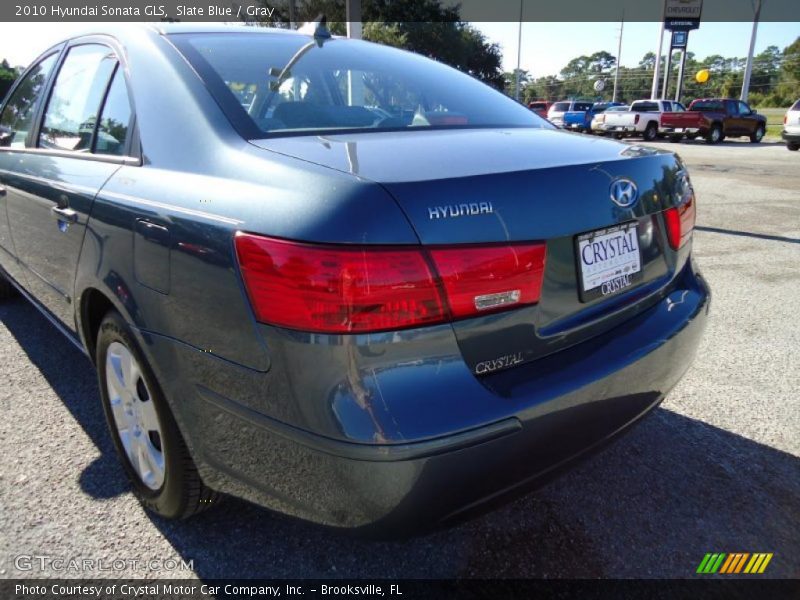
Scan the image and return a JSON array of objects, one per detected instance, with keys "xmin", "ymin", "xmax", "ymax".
[{"xmin": 0, "ymin": 24, "xmax": 709, "ymax": 535}]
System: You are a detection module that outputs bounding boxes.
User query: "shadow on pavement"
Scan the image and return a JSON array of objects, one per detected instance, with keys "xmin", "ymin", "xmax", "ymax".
[
  {"xmin": 2, "ymin": 298, "xmax": 798, "ymax": 578},
  {"xmin": 695, "ymin": 226, "xmax": 800, "ymax": 245}
]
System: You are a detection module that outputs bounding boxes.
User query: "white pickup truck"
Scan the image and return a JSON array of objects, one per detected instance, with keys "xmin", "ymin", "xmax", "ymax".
[{"xmin": 596, "ymin": 99, "xmax": 686, "ymax": 141}]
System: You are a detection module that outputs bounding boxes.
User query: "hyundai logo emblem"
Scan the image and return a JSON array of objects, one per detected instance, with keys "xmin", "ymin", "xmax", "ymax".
[{"xmin": 609, "ymin": 178, "xmax": 639, "ymax": 208}]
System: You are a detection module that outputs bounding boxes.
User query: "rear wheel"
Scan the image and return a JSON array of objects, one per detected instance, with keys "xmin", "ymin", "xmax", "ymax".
[
  {"xmin": 96, "ymin": 310, "xmax": 219, "ymax": 518},
  {"xmin": 643, "ymin": 122, "xmax": 658, "ymax": 142},
  {"xmin": 788, "ymin": 142, "xmax": 799, "ymax": 151},
  {"xmin": 706, "ymin": 124, "xmax": 722, "ymax": 144},
  {"xmin": 750, "ymin": 125, "xmax": 765, "ymax": 143}
]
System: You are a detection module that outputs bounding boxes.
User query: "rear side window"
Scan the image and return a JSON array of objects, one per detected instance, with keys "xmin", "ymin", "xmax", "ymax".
[
  {"xmin": 551, "ymin": 102, "xmax": 570, "ymax": 112},
  {"xmin": 692, "ymin": 100, "xmax": 724, "ymax": 112},
  {"xmin": 39, "ymin": 44, "xmax": 117, "ymax": 152},
  {"xmin": 632, "ymin": 101, "xmax": 658, "ymax": 112},
  {"xmin": 94, "ymin": 67, "xmax": 132, "ymax": 156},
  {"xmin": 0, "ymin": 53, "xmax": 58, "ymax": 149},
  {"xmin": 792, "ymin": 100, "xmax": 800, "ymax": 111}
]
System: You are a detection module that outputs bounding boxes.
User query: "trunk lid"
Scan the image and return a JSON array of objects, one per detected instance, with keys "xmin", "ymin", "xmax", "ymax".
[{"xmin": 252, "ymin": 128, "xmax": 690, "ymax": 374}]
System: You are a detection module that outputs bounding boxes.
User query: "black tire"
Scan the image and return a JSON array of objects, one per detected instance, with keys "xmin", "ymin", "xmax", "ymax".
[
  {"xmin": 0, "ymin": 271, "xmax": 17, "ymax": 300},
  {"xmin": 643, "ymin": 122, "xmax": 658, "ymax": 142},
  {"xmin": 750, "ymin": 125, "xmax": 765, "ymax": 143},
  {"xmin": 614, "ymin": 133, "xmax": 624, "ymax": 140},
  {"xmin": 706, "ymin": 124, "xmax": 723, "ymax": 144},
  {"xmin": 788, "ymin": 143, "xmax": 799, "ymax": 151},
  {"xmin": 96, "ymin": 310, "xmax": 219, "ymax": 518},
  {"xmin": 687, "ymin": 133, "xmax": 699, "ymax": 141}
]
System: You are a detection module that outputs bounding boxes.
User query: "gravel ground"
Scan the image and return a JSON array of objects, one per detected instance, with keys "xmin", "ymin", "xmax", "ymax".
[{"xmin": 0, "ymin": 137, "xmax": 798, "ymax": 580}]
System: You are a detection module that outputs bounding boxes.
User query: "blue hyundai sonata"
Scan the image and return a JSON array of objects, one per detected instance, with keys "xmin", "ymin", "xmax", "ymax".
[{"xmin": 0, "ymin": 23, "xmax": 709, "ymax": 534}]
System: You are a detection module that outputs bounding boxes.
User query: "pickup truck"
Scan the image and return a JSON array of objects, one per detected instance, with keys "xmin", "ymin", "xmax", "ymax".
[
  {"xmin": 562, "ymin": 101, "xmax": 603, "ymax": 132},
  {"xmin": 563, "ymin": 102, "xmax": 626, "ymax": 133},
  {"xmin": 598, "ymin": 99, "xmax": 685, "ymax": 141},
  {"xmin": 660, "ymin": 98, "xmax": 767, "ymax": 144}
]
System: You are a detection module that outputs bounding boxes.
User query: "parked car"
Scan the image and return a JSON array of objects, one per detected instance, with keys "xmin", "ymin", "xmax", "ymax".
[
  {"xmin": 528, "ymin": 100, "xmax": 552, "ymax": 119},
  {"xmin": 660, "ymin": 98, "xmax": 767, "ymax": 144},
  {"xmin": 782, "ymin": 99, "xmax": 800, "ymax": 151},
  {"xmin": 591, "ymin": 104, "xmax": 629, "ymax": 133},
  {"xmin": 600, "ymin": 99, "xmax": 686, "ymax": 141},
  {"xmin": 0, "ymin": 24, "xmax": 709, "ymax": 535},
  {"xmin": 562, "ymin": 101, "xmax": 625, "ymax": 133},
  {"xmin": 547, "ymin": 99, "xmax": 594, "ymax": 128},
  {"xmin": 561, "ymin": 101, "xmax": 595, "ymax": 132}
]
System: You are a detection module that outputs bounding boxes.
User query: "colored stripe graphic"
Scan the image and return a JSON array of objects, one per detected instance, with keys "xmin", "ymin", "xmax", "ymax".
[
  {"xmin": 697, "ymin": 553, "xmax": 727, "ymax": 573},
  {"xmin": 744, "ymin": 553, "xmax": 774, "ymax": 574},
  {"xmin": 697, "ymin": 552, "xmax": 772, "ymax": 574}
]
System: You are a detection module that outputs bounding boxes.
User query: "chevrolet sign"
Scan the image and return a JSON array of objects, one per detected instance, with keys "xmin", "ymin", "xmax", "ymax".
[{"xmin": 664, "ymin": 0, "xmax": 703, "ymax": 31}]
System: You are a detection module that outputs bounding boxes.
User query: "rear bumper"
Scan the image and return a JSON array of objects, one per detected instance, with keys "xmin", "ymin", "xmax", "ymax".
[
  {"xmin": 602, "ymin": 125, "xmax": 638, "ymax": 135},
  {"xmin": 148, "ymin": 259, "xmax": 710, "ymax": 534},
  {"xmin": 782, "ymin": 130, "xmax": 800, "ymax": 143},
  {"xmin": 660, "ymin": 126, "xmax": 700, "ymax": 134}
]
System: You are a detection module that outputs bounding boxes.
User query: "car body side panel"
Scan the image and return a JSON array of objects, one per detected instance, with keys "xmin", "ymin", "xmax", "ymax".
[{"xmin": 4, "ymin": 154, "xmax": 120, "ymax": 331}]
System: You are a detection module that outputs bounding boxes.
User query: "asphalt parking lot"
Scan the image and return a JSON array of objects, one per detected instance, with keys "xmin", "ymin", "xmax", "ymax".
[{"xmin": 1, "ymin": 137, "xmax": 798, "ymax": 580}]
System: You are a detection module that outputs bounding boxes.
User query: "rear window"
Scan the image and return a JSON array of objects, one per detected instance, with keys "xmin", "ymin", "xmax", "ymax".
[
  {"xmin": 631, "ymin": 101, "xmax": 659, "ymax": 112},
  {"xmin": 792, "ymin": 100, "xmax": 800, "ymax": 111},
  {"xmin": 529, "ymin": 102, "xmax": 547, "ymax": 110},
  {"xmin": 551, "ymin": 102, "xmax": 570, "ymax": 112},
  {"xmin": 692, "ymin": 100, "xmax": 725, "ymax": 112},
  {"xmin": 573, "ymin": 102, "xmax": 593, "ymax": 111},
  {"xmin": 170, "ymin": 32, "xmax": 550, "ymax": 138}
]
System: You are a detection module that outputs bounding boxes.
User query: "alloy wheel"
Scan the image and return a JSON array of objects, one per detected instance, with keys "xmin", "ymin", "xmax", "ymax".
[{"xmin": 105, "ymin": 341, "xmax": 165, "ymax": 490}]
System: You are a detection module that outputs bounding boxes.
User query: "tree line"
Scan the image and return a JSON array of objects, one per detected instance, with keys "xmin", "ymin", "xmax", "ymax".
[{"xmin": 505, "ymin": 37, "xmax": 800, "ymax": 108}]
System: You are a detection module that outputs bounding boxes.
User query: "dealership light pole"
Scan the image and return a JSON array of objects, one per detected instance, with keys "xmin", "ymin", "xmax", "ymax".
[
  {"xmin": 651, "ymin": 19, "xmax": 666, "ymax": 99},
  {"xmin": 613, "ymin": 12, "xmax": 624, "ymax": 102},
  {"xmin": 740, "ymin": 0, "xmax": 762, "ymax": 102},
  {"xmin": 346, "ymin": 0, "xmax": 363, "ymax": 106}
]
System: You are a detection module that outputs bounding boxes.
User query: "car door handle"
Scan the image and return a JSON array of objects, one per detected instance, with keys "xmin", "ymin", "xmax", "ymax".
[{"xmin": 51, "ymin": 206, "xmax": 78, "ymax": 223}]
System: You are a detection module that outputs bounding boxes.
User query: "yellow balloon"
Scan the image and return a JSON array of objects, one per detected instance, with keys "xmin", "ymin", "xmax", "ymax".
[{"xmin": 696, "ymin": 69, "xmax": 710, "ymax": 84}]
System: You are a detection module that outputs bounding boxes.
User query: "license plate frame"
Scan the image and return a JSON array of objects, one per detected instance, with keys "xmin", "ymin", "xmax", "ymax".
[{"xmin": 575, "ymin": 221, "xmax": 643, "ymax": 303}]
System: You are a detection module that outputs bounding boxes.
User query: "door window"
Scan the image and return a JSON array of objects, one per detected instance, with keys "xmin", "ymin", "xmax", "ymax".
[
  {"xmin": 39, "ymin": 44, "xmax": 117, "ymax": 152},
  {"xmin": 0, "ymin": 53, "xmax": 58, "ymax": 148},
  {"xmin": 94, "ymin": 66, "xmax": 133, "ymax": 156}
]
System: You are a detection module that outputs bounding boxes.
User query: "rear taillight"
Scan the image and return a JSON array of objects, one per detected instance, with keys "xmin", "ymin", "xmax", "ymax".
[
  {"xmin": 427, "ymin": 244, "xmax": 546, "ymax": 318},
  {"xmin": 664, "ymin": 196, "xmax": 696, "ymax": 250},
  {"xmin": 235, "ymin": 233, "xmax": 546, "ymax": 333},
  {"xmin": 598, "ymin": 115, "xmax": 606, "ymax": 123},
  {"xmin": 784, "ymin": 114, "xmax": 788, "ymax": 125}
]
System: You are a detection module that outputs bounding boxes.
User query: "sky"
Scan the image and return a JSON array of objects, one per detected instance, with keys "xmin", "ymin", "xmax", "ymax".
[{"xmin": 0, "ymin": 21, "xmax": 797, "ymax": 76}]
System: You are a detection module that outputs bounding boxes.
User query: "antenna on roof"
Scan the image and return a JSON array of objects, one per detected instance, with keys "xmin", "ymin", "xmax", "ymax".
[{"xmin": 298, "ymin": 14, "xmax": 331, "ymax": 41}]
